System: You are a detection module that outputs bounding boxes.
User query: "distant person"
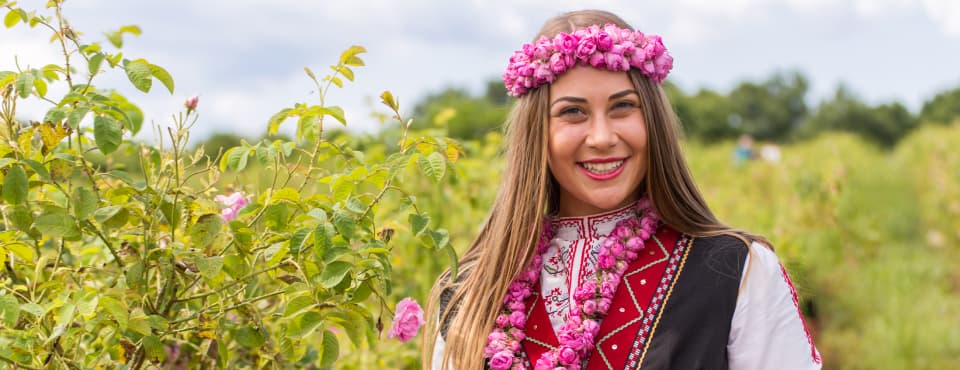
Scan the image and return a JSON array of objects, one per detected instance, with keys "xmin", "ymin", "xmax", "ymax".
[
  {"xmin": 734, "ymin": 134, "xmax": 756, "ymax": 164},
  {"xmin": 761, "ymin": 143, "xmax": 782, "ymax": 163},
  {"xmin": 424, "ymin": 9, "xmax": 821, "ymax": 370}
]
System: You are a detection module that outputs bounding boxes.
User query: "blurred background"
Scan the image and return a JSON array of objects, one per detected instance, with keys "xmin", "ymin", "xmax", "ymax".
[{"xmin": 4, "ymin": 0, "xmax": 959, "ymax": 368}]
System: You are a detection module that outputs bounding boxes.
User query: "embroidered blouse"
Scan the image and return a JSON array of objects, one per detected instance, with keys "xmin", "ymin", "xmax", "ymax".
[{"xmin": 432, "ymin": 204, "xmax": 822, "ymax": 369}]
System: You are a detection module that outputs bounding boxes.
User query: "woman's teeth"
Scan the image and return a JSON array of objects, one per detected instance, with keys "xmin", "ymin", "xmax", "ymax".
[{"xmin": 581, "ymin": 160, "xmax": 623, "ymax": 174}]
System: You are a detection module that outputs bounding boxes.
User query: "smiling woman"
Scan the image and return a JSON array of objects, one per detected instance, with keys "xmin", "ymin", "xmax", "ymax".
[{"xmin": 423, "ymin": 9, "xmax": 822, "ymax": 370}]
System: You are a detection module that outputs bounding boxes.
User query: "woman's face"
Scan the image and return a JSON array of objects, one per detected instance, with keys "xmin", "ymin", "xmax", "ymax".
[{"xmin": 547, "ymin": 66, "xmax": 648, "ymax": 217}]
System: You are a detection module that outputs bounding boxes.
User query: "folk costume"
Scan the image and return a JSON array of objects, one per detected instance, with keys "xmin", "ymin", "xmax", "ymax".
[{"xmin": 433, "ymin": 203, "xmax": 822, "ymax": 369}]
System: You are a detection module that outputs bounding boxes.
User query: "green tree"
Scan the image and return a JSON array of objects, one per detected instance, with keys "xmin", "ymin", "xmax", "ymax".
[
  {"xmin": 919, "ymin": 87, "xmax": 960, "ymax": 125},
  {"xmin": 412, "ymin": 80, "xmax": 509, "ymax": 141},
  {"xmin": 797, "ymin": 86, "xmax": 917, "ymax": 147},
  {"xmin": 728, "ymin": 71, "xmax": 809, "ymax": 141}
]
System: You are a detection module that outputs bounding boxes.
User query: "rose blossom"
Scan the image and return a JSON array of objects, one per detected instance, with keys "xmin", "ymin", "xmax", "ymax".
[
  {"xmin": 489, "ymin": 350, "xmax": 515, "ymax": 370},
  {"xmin": 388, "ymin": 297, "xmax": 425, "ymax": 342},
  {"xmin": 184, "ymin": 95, "xmax": 199, "ymax": 112},
  {"xmin": 215, "ymin": 191, "xmax": 248, "ymax": 222}
]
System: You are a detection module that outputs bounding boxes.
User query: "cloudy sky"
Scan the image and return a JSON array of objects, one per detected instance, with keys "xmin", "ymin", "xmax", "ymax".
[{"xmin": 3, "ymin": 0, "xmax": 959, "ymax": 142}]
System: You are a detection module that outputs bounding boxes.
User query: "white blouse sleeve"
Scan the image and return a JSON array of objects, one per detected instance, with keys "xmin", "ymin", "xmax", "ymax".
[
  {"xmin": 432, "ymin": 328, "xmax": 447, "ymax": 370},
  {"xmin": 728, "ymin": 242, "xmax": 823, "ymax": 370}
]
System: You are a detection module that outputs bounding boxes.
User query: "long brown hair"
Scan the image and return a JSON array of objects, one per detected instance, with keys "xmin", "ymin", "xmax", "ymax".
[{"xmin": 422, "ymin": 9, "xmax": 767, "ymax": 369}]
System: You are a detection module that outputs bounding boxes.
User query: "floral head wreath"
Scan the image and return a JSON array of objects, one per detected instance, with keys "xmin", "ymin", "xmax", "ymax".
[{"xmin": 502, "ymin": 23, "xmax": 674, "ymax": 97}]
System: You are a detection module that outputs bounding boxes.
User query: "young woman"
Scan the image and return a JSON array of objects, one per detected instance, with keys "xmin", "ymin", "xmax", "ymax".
[{"xmin": 424, "ymin": 10, "xmax": 822, "ymax": 370}]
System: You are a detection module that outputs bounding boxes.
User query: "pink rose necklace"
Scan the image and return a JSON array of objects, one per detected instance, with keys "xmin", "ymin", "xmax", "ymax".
[{"xmin": 484, "ymin": 198, "xmax": 660, "ymax": 370}]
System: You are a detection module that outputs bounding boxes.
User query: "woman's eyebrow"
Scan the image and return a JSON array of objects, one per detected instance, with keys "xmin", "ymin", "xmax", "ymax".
[
  {"xmin": 609, "ymin": 89, "xmax": 639, "ymax": 100},
  {"xmin": 550, "ymin": 96, "xmax": 587, "ymax": 107}
]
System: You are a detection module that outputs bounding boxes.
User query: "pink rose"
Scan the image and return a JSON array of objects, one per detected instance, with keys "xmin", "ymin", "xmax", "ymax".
[
  {"xmin": 605, "ymin": 52, "xmax": 629, "ymax": 71},
  {"xmin": 549, "ymin": 54, "xmax": 567, "ymax": 74},
  {"xmin": 575, "ymin": 37, "xmax": 596, "ymax": 59},
  {"xmin": 558, "ymin": 347, "xmax": 578, "ymax": 365},
  {"xmin": 489, "ymin": 350, "xmax": 515, "ymax": 370},
  {"xmin": 388, "ymin": 297, "xmax": 425, "ymax": 342},
  {"xmin": 595, "ymin": 30, "xmax": 613, "ymax": 51},
  {"xmin": 582, "ymin": 300, "xmax": 597, "ymax": 315},
  {"xmin": 184, "ymin": 95, "xmax": 199, "ymax": 112},
  {"xmin": 496, "ymin": 314, "xmax": 509, "ymax": 327},
  {"xmin": 553, "ymin": 33, "xmax": 577, "ymax": 54},
  {"xmin": 215, "ymin": 191, "xmax": 248, "ymax": 222},
  {"xmin": 598, "ymin": 254, "xmax": 615, "ymax": 269},
  {"xmin": 508, "ymin": 311, "xmax": 526, "ymax": 327},
  {"xmin": 533, "ymin": 63, "xmax": 553, "ymax": 84}
]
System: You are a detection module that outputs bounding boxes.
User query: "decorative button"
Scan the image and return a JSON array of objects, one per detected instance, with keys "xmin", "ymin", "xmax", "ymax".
[
  {"xmin": 649, "ymin": 250, "xmax": 655, "ymax": 255},
  {"xmin": 532, "ymin": 324, "xmax": 538, "ymax": 330},
  {"xmin": 611, "ymin": 344, "xmax": 618, "ymax": 350},
  {"xmin": 619, "ymin": 307, "xmax": 626, "ymax": 313},
  {"xmin": 640, "ymin": 279, "xmax": 647, "ymax": 285}
]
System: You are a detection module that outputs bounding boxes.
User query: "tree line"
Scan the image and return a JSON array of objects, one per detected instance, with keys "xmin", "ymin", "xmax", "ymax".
[{"xmin": 410, "ymin": 72, "xmax": 960, "ymax": 148}]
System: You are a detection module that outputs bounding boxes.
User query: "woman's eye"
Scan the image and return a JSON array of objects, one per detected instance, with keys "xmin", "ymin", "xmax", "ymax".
[
  {"xmin": 561, "ymin": 107, "xmax": 585, "ymax": 116},
  {"xmin": 614, "ymin": 101, "xmax": 637, "ymax": 109}
]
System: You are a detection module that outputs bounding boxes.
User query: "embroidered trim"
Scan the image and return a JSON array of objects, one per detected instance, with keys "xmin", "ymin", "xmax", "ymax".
[
  {"xmin": 594, "ymin": 235, "xmax": 669, "ymax": 369},
  {"xmin": 629, "ymin": 234, "xmax": 692, "ymax": 369},
  {"xmin": 779, "ymin": 264, "xmax": 823, "ymax": 365}
]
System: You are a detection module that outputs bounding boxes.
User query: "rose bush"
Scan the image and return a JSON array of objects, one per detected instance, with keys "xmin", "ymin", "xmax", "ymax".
[{"xmin": 0, "ymin": 1, "xmax": 455, "ymax": 368}]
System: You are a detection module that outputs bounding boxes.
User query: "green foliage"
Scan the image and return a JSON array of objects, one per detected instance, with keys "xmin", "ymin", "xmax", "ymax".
[
  {"xmin": 412, "ymin": 84, "xmax": 510, "ymax": 140},
  {"xmin": 0, "ymin": 4, "xmax": 457, "ymax": 369},
  {"xmin": 796, "ymin": 86, "xmax": 918, "ymax": 147},
  {"xmin": 919, "ymin": 86, "xmax": 960, "ymax": 125}
]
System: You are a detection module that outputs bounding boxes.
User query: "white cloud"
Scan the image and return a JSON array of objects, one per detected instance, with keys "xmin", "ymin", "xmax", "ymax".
[{"xmin": 924, "ymin": 0, "xmax": 960, "ymax": 36}]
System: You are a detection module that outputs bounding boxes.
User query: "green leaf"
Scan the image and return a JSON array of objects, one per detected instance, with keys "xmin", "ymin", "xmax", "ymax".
[
  {"xmin": 67, "ymin": 104, "xmax": 90, "ymax": 129},
  {"xmin": 332, "ymin": 209, "xmax": 355, "ymax": 240},
  {"xmin": 220, "ymin": 146, "xmax": 249, "ymax": 172},
  {"xmin": 283, "ymin": 295, "xmax": 314, "ymax": 319},
  {"xmin": 5, "ymin": 241, "xmax": 33, "ymax": 261},
  {"xmin": 320, "ymin": 261, "xmax": 352, "ymax": 288},
  {"xmin": 380, "ymin": 91, "xmax": 398, "ymax": 111},
  {"xmin": 149, "ymin": 63, "xmax": 174, "ymax": 93},
  {"xmin": 222, "ymin": 253, "xmax": 249, "ymax": 279},
  {"xmin": 5, "ymin": 205, "xmax": 33, "ymax": 231},
  {"xmin": 419, "ymin": 151, "xmax": 446, "ymax": 183},
  {"xmin": 320, "ymin": 106, "xmax": 346, "ymax": 125},
  {"xmin": 15, "ymin": 72, "xmax": 33, "ymax": 98},
  {"xmin": 263, "ymin": 203, "xmax": 289, "ymax": 231},
  {"xmin": 4, "ymin": 9, "xmax": 21, "ymax": 28},
  {"xmin": 289, "ymin": 227, "xmax": 312, "ymax": 256},
  {"xmin": 20, "ymin": 303, "xmax": 43, "ymax": 317},
  {"xmin": 330, "ymin": 176, "xmax": 353, "ymax": 203},
  {"xmin": 267, "ymin": 108, "xmax": 292, "ymax": 135},
  {"xmin": 22, "ymin": 159, "xmax": 49, "ymax": 182},
  {"xmin": 340, "ymin": 45, "xmax": 367, "ymax": 66},
  {"xmin": 409, "ymin": 213, "xmax": 429, "ymax": 236},
  {"xmin": 88, "ymin": 53, "xmax": 105, "ymax": 75},
  {"xmin": 34, "ymin": 207, "xmax": 79, "ymax": 238},
  {"xmin": 189, "ymin": 213, "xmax": 223, "ymax": 248},
  {"xmin": 428, "ymin": 228, "xmax": 450, "ymax": 249},
  {"xmin": 72, "ymin": 187, "xmax": 97, "ymax": 219},
  {"xmin": 93, "ymin": 115, "xmax": 122, "ymax": 154},
  {"xmin": 235, "ymin": 326, "xmax": 265, "ymax": 348},
  {"xmin": 288, "ymin": 310, "xmax": 324, "ymax": 339},
  {"xmin": 339, "ymin": 66, "xmax": 354, "ymax": 82},
  {"xmin": 125, "ymin": 259, "xmax": 145, "ymax": 292},
  {"xmin": 33, "ymin": 77, "xmax": 47, "ymax": 97},
  {"xmin": 330, "ymin": 76, "xmax": 343, "ymax": 88},
  {"xmin": 124, "ymin": 59, "xmax": 152, "ymax": 93},
  {"xmin": 271, "ymin": 187, "xmax": 300, "ymax": 203},
  {"xmin": 94, "ymin": 205, "xmax": 128, "ymax": 229},
  {"xmin": 141, "ymin": 335, "xmax": 165, "ymax": 363},
  {"xmin": 99, "ymin": 296, "xmax": 128, "ymax": 330},
  {"xmin": 3, "ymin": 164, "xmax": 28, "ymax": 204},
  {"xmin": 196, "ymin": 256, "xmax": 224, "ymax": 279},
  {"xmin": 44, "ymin": 107, "xmax": 66, "ymax": 124},
  {"xmin": 0, "ymin": 295, "xmax": 19, "ymax": 326},
  {"xmin": 314, "ymin": 223, "xmax": 332, "ymax": 257},
  {"xmin": 319, "ymin": 330, "xmax": 339, "ymax": 368}
]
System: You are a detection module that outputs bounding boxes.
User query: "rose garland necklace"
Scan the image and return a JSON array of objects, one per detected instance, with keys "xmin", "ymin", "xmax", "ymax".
[{"xmin": 484, "ymin": 198, "xmax": 660, "ymax": 370}]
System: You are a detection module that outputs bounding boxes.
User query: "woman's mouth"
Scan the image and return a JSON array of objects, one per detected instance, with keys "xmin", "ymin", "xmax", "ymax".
[{"xmin": 578, "ymin": 158, "xmax": 626, "ymax": 180}]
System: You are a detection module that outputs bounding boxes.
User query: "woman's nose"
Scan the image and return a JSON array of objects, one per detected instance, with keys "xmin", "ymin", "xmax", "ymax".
[{"xmin": 585, "ymin": 115, "xmax": 617, "ymax": 149}]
